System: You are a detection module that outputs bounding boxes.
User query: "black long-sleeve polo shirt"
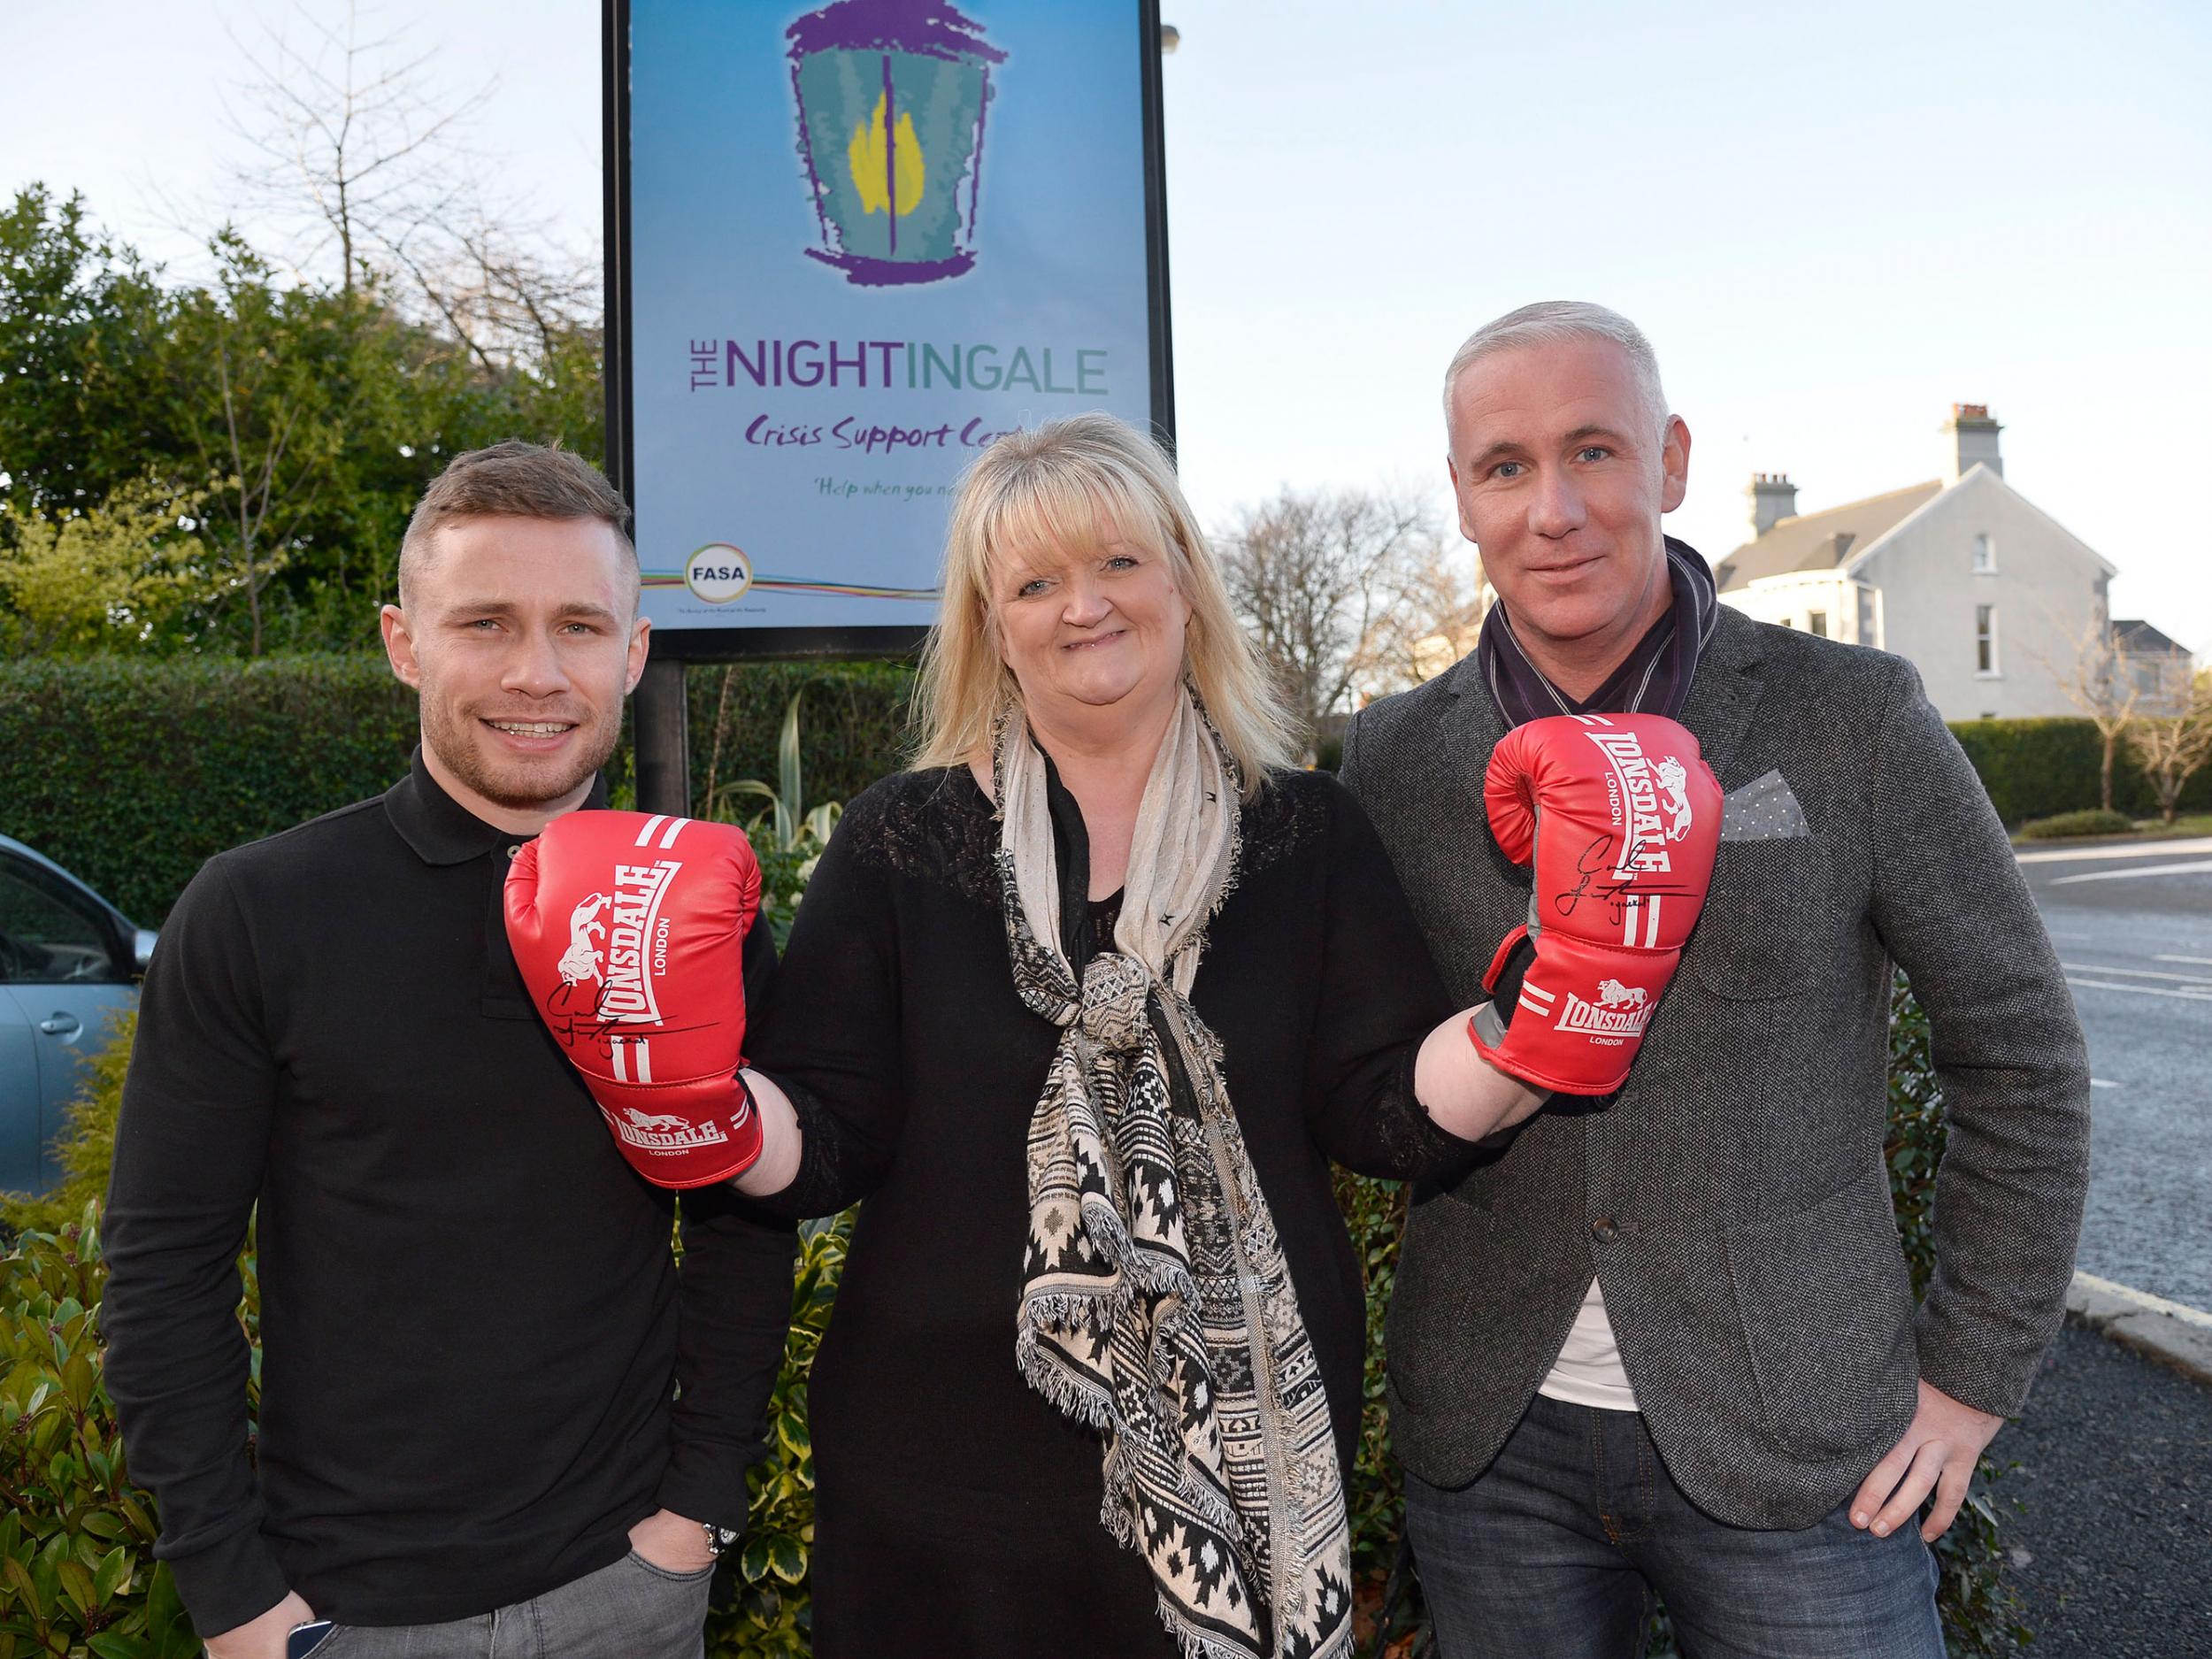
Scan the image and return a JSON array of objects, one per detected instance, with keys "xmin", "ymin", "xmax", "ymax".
[{"xmin": 101, "ymin": 752, "xmax": 795, "ymax": 1635}]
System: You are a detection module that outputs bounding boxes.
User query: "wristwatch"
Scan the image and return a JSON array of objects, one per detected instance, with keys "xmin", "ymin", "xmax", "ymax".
[{"xmin": 703, "ymin": 1520, "xmax": 741, "ymax": 1558}]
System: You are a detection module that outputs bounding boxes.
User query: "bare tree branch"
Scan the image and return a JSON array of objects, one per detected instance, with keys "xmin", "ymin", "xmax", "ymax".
[
  {"xmin": 2126, "ymin": 672, "xmax": 2212, "ymax": 824},
  {"xmin": 1216, "ymin": 484, "xmax": 1469, "ymax": 748},
  {"xmin": 218, "ymin": 0, "xmax": 603, "ymax": 367},
  {"xmin": 2029, "ymin": 611, "xmax": 2141, "ymax": 812}
]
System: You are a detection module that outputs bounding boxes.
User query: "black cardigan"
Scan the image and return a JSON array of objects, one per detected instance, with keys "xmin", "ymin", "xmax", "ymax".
[{"xmin": 747, "ymin": 764, "xmax": 1482, "ymax": 1658}]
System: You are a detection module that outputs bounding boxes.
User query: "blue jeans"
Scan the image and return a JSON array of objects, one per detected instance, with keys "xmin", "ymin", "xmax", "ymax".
[{"xmin": 1404, "ymin": 1394, "xmax": 1945, "ymax": 1659}]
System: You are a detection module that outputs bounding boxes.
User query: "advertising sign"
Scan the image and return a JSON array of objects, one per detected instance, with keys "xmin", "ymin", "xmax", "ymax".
[{"xmin": 606, "ymin": 0, "xmax": 1173, "ymax": 657}]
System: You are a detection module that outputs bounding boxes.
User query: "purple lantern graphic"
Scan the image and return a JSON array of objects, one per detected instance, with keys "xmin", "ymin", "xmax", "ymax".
[{"xmin": 787, "ymin": 0, "xmax": 1006, "ymax": 287}]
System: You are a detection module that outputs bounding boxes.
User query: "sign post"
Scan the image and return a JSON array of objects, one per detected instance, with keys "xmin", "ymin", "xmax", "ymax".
[{"xmin": 603, "ymin": 0, "xmax": 1174, "ymax": 810}]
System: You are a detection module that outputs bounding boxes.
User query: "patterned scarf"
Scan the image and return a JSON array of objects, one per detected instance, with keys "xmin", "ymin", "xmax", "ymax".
[{"xmin": 996, "ymin": 688, "xmax": 1355, "ymax": 1659}]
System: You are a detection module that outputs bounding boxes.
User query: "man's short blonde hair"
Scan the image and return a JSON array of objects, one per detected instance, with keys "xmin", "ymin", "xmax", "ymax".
[
  {"xmin": 397, "ymin": 441, "xmax": 639, "ymax": 612},
  {"xmin": 910, "ymin": 414, "xmax": 1296, "ymax": 797},
  {"xmin": 1442, "ymin": 300, "xmax": 1671, "ymax": 447}
]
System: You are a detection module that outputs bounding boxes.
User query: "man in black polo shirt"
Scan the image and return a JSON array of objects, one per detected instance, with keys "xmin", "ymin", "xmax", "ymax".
[{"xmin": 102, "ymin": 442, "xmax": 795, "ymax": 1658}]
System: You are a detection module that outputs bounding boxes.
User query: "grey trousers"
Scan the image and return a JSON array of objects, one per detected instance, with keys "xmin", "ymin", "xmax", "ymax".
[{"xmin": 296, "ymin": 1551, "xmax": 715, "ymax": 1659}]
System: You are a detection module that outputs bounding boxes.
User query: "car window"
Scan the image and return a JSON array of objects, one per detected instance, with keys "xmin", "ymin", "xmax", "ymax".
[{"xmin": 0, "ymin": 861, "xmax": 125, "ymax": 985}]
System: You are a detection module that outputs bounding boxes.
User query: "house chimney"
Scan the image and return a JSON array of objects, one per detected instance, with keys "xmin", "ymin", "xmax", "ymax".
[
  {"xmin": 1747, "ymin": 472, "xmax": 1798, "ymax": 537},
  {"xmin": 1944, "ymin": 403, "xmax": 2002, "ymax": 481}
]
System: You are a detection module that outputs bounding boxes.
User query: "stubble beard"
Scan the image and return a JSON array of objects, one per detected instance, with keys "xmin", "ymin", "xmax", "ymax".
[{"xmin": 420, "ymin": 691, "xmax": 621, "ymax": 812}]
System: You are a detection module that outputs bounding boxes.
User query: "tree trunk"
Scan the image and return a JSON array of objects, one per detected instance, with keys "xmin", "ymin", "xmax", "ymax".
[{"xmin": 2101, "ymin": 731, "xmax": 2116, "ymax": 811}]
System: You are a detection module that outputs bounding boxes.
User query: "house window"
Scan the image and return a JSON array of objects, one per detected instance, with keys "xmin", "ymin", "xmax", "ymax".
[
  {"xmin": 1972, "ymin": 534, "xmax": 1995, "ymax": 572},
  {"xmin": 1976, "ymin": 604, "xmax": 1999, "ymax": 675},
  {"xmin": 1806, "ymin": 610, "xmax": 1828, "ymax": 638}
]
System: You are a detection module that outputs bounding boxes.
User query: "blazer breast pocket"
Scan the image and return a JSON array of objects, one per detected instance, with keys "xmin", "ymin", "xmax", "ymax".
[{"xmin": 1684, "ymin": 837, "xmax": 1839, "ymax": 1000}]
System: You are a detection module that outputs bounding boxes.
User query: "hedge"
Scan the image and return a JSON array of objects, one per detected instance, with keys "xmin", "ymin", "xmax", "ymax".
[
  {"xmin": 3, "ymin": 655, "xmax": 2200, "ymax": 926},
  {"xmin": 1948, "ymin": 718, "xmax": 2212, "ymax": 826},
  {"xmin": 0, "ymin": 657, "xmax": 916, "ymax": 925},
  {"xmin": 0, "ymin": 657, "xmax": 422, "ymax": 925}
]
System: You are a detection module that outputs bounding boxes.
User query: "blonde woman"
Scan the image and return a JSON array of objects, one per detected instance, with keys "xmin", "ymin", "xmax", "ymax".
[{"xmin": 736, "ymin": 414, "xmax": 1542, "ymax": 1659}]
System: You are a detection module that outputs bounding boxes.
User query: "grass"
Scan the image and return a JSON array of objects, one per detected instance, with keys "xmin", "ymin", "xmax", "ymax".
[
  {"xmin": 2010, "ymin": 810, "xmax": 2212, "ymax": 846},
  {"xmin": 2138, "ymin": 811, "xmax": 2212, "ymax": 837}
]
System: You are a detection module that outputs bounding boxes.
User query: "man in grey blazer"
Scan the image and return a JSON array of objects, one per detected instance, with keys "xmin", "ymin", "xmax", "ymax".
[{"xmin": 1339, "ymin": 301, "xmax": 2091, "ymax": 1656}]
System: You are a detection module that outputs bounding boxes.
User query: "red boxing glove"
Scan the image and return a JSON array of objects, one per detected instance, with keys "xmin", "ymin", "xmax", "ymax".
[
  {"xmin": 505, "ymin": 810, "xmax": 764, "ymax": 1187},
  {"xmin": 1470, "ymin": 713, "xmax": 1723, "ymax": 1094}
]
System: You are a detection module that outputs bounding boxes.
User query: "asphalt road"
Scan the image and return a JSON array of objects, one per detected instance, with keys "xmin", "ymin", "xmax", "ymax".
[
  {"xmin": 1998, "ymin": 1323, "xmax": 2212, "ymax": 1655},
  {"xmin": 2018, "ymin": 836, "xmax": 2212, "ymax": 1312}
]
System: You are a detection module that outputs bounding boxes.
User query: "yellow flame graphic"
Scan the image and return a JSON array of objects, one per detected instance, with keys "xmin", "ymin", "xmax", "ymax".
[{"xmin": 848, "ymin": 93, "xmax": 925, "ymax": 218}]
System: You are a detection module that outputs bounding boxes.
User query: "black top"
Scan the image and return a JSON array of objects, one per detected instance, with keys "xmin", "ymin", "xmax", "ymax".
[
  {"xmin": 100, "ymin": 754, "xmax": 796, "ymax": 1634},
  {"xmin": 746, "ymin": 765, "xmax": 1477, "ymax": 1658}
]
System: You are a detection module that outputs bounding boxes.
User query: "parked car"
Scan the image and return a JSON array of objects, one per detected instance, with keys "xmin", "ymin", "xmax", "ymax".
[{"xmin": 0, "ymin": 836, "xmax": 152, "ymax": 1194}]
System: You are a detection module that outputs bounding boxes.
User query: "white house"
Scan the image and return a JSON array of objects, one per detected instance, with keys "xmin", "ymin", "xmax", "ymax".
[{"xmin": 1715, "ymin": 406, "xmax": 2117, "ymax": 720}]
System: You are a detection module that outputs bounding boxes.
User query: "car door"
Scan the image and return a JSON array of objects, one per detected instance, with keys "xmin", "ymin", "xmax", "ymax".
[
  {"xmin": 0, "ymin": 990, "xmax": 36, "ymax": 1195},
  {"xmin": 0, "ymin": 854, "xmax": 138, "ymax": 1194}
]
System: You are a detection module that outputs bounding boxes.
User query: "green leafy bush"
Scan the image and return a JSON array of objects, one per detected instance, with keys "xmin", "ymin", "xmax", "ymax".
[
  {"xmin": 1883, "ymin": 979, "xmax": 2028, "ymax": 1655},
  {"xmin": 0, "ymin": 1206, "xmax": 260, "ymax": 1659},
  {"xmin": 2018, "ymin": 808, "xmax": 2137, "ymax": 841},
  {"xmin": 708, "ymin": 1215, "xmax": 848, "ymax": 1659},
  {"xmin": 689, "ymin": 662, "xmax": 915, "ymax": 822}
]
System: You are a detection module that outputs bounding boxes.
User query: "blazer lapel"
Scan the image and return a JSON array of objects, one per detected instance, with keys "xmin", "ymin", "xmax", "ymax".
[
  {"xmin": 1678, "ymin": 608, "xmax": 1769, "ymax": 786},
  {"xmin": 1440, "ymin": 649, "xmax": 1509, "ymax": 770}
]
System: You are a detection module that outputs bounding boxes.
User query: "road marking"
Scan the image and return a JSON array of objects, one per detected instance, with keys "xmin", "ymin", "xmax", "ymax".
[
  {"xmin": 2074, "ymin": 1271, "xmax": 2212, "ymax": 1331},
  {"xmin": 2017, "ymin": 836, "xmax": 2212, "ymax": 864},
  {"xmin": 2090, "ymin": 1079, "xmax": 2120, "ymax": 1089},
  {"xmin": 2065, "ymin": 975, "xmax": 2212, "ymax": 1002},
  {"xmin": 2061, "ymin": 962, "xmax": 2212, "ymax": 986},
  {"xmin": 2155, "ymin": 954, "xmax": 2212, "ymax": 966},
  {"xmin": 2048, "ymin": 859, "xmax": 2212, "ymax": 886}
]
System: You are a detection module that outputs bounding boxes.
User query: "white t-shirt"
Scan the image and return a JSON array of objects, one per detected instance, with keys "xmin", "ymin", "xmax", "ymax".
[{"xmin": 1536, "ymin": 1278, "xmax": 1640, "ymax": 1411}]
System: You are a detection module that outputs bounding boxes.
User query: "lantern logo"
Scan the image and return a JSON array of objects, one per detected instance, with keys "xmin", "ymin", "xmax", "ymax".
[{"xmin": 787, "ymin": 0, "xmax": 1006, "ymax": 288}]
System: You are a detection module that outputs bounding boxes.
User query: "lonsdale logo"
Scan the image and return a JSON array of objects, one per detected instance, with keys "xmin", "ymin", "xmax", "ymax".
[
  {"xmin": 601, "ymin": 861, "xmax": 680, "ymax": 1024},
  {"xmin": 607, "ymin": 1103, "xmax": 731, "ymax": 1152},
  {"xmin": 1555, "ymin": 979, "xmax": 1655, "ymax": 1041},
  {"xmin": 1582, "ymin": 727, "xmax": 1686, "ymax": 882}
]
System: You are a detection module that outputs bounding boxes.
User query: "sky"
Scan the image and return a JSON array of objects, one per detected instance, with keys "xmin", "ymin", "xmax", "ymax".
[{"xmin": 7, "ymin": 0, "xmax": 2209, "ymax": 650}]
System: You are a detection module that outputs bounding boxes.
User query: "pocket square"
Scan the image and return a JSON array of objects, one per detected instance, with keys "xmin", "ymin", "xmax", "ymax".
[{"xmin": 1721, "ymin": 769, "xmax": 1810, "ymax": 841}]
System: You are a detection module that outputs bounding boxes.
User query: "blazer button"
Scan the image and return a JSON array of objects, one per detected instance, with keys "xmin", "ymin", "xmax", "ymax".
[{"xmin": 1590, "ymin": 1217, "xmax": 1618, "ymax": 1242}]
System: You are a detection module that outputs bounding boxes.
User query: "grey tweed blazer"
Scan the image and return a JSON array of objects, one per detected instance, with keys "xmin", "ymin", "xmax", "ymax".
[{"xmin": 1338, "ymin": 606, "xmax": 2091, "ymax": 1528}]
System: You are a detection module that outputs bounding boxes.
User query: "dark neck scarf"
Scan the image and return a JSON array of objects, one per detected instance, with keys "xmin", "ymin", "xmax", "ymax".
[{"xmin": 1477, "ymin": 537, "xmax": 1719, "ymax": 726}]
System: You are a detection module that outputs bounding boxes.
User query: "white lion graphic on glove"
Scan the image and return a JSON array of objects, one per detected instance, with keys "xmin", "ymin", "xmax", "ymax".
[{"xmin": 557, "ymin": 893, "xmax": 610, "ymax": 986}]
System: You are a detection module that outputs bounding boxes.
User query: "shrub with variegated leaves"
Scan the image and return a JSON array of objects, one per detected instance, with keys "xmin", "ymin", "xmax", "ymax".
[{"xmin": 0, "ymin": 1210, "xmax": 204, "ymax": 1658}]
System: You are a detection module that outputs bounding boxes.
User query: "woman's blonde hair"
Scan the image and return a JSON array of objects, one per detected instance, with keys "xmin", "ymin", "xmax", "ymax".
[{"xmin": 911, "ymin": 412, "xmax": 1297, "ymax": 797}]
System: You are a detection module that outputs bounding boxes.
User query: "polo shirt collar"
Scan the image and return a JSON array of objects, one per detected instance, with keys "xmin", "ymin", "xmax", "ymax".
[{"xmin": 384, "ymin": 747, "xmax": 611, "ymax": 865}]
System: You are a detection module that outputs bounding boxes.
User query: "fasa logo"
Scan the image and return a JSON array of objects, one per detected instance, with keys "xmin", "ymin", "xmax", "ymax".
[
  {"xmin": 685, "ymin": 543, "xmax": 755, "ymax": 603},
  {"xmin": 787, "ymin": 0, "xmax": 1006, "ymax": 288}
]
